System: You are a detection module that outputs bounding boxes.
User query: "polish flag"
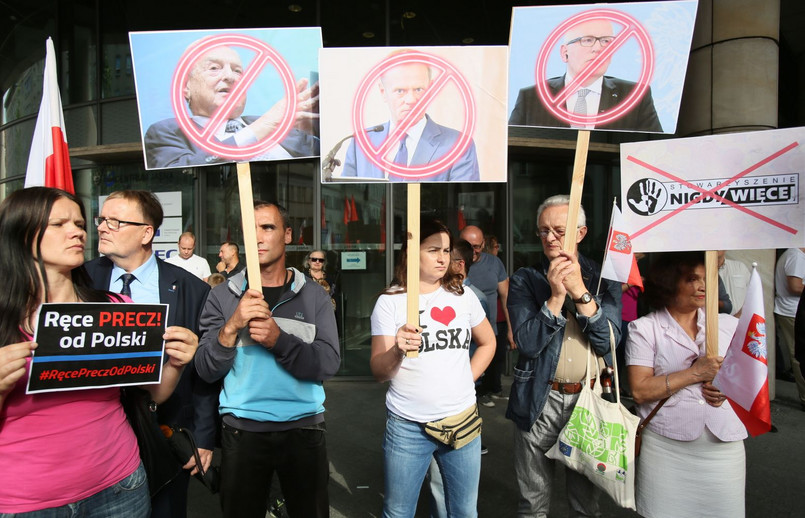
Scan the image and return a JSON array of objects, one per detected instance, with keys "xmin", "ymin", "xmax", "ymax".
[
  {"xmin": 600, "ymin": 203, "xmax": 642, "ymax": 290},
  {"xmin": 713, "ymin": 268, "xmax": 772, "ymax": 437},
  {"xmin": 25, "ymin": 38, "xmax": 74, "ymax": 193}
]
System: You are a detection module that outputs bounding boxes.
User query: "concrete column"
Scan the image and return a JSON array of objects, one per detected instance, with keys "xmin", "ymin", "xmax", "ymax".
[
  {"xmin": 678, "ymin": 0, "xmax": 781, "ymax": 398},
  {"xmin": 678, "ymin": 0, "xmax": 780, "ymax": 136}
]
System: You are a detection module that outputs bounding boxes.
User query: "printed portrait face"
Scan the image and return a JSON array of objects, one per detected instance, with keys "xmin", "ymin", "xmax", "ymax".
[
  {"xmin": 184, "ymin": 46, "xmax": 247, "ymax": 119},
  {"xmin": 378, "ymin": 62, "xmax": 431, "ymax": 125},
  {"xmin": 559, "ymin": 19, "xmax": 614, "ymax": 86}
]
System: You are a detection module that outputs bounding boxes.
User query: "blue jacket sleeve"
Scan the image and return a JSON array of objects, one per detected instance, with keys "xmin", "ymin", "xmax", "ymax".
[{"xmin": 507, "ymin": 269, "xmax": 565, "ymax": 360}]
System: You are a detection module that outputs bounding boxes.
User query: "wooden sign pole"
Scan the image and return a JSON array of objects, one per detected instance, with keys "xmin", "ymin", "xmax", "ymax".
[
  {"xmin": 236, "ymin": 162, "xmax": 262, "ymax": 291},
  {"xmin": 704, "ymin": 250, "xmax": 719, "ymax": 357},
  {"xmin": 563, "ymin": 130, "xmax": 591, "ymax": 255},
  {"xmin": 406, "ymin": 183, "xmax": 421, "ymax": 358}
]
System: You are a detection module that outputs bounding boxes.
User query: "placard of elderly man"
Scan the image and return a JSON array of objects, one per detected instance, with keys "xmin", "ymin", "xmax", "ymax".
[
  {"xmin": 508, "ymin": 1, "xmax": 698, "ymax": 134},
  {"xmin": 130, "ymin": 28, "xmax": 322, "ymax": 170}
]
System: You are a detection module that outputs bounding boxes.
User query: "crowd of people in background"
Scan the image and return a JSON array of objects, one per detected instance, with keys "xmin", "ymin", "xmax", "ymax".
[{"xmin": 2, "ymin": 186, "xmax": 803, "ymax": 518}]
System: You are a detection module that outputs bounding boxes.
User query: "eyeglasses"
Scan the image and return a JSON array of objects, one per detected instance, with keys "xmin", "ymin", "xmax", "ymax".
[
  {"xmin": 469, "ymin": 244, "xmax": 484, "ymax": 251},
  {"xmin": 94, "ymin": 217, "xmax": 149, "ymax": 231},
  {"xmin": 310, "ymin": 257, "xmax": 325, "ymax": 263},
  {"xmin": 566, "ymin": 35, "xmax": 615, "ymax": 47},
  {"xmin": 537, "ymin": 227, "xmax": 580, "ymax": 239}
]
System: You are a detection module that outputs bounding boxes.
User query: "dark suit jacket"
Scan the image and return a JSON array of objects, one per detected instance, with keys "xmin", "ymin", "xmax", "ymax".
[
  {"xmin": 341, "ymin": 116, "xmax": 480, "ymax": 182},
  {"xmin": 144, "ymin": 116, "xmax": 320, "ymax": 169},
  {"xmin": 509, "ymin": 75, "xmax": 663, "ymax": 132},
  {"xmin": 85, "ymin": 256, "xmax": 217, "ymax": 449}
]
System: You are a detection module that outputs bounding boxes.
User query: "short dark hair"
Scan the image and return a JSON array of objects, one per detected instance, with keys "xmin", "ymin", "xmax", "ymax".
[
  {"xmin": 253, "ymin": 200, "xmax": 290, "ymax": 230},
  {"xmin": 221, "ymin": 241, "xmax": 239, "ymax": 254},
  {"xmin": 644, "ymin": 251, "xmax": 705, "ymax": 310},
  {"xmin": 452, "ymin": 238, "xmax": 474, "ymax": 274},
  {"xmin": 106, "ymin": 190, "xmax": 164, "ymax": 230}
]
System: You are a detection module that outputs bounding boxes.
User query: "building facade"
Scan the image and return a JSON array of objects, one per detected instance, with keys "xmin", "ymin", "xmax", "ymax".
[{"xmin": 1, "ymin": 0, "xmax": 797, "ymax": 378}]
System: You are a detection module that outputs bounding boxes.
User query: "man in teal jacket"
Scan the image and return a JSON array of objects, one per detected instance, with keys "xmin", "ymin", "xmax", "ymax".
[{"xmin": 195, "ymin": 200, "xmax": 339, "ymax": 518}]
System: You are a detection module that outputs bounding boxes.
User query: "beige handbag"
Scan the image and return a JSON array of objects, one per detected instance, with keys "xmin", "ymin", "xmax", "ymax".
[{"xmin": 424, "ymin": 403, "xmax": 482, "ymax": 449}]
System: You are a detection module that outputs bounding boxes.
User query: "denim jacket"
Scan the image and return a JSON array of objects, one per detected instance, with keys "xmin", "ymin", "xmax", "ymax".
[{"xmin": 505, "ymin": 254, "xmax": 622, "ymax": 431}]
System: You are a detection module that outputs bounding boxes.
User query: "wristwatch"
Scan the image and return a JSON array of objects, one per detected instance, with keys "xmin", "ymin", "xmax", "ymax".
[{"xmin": 573, "ymin": 292, "xmax": 594, "ymax": 304}]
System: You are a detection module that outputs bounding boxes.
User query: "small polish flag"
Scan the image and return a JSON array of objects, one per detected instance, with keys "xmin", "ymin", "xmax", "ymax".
[
  {"xmin": 713, "ymin": 268, "xmax": 772, "ymax": 437},
  {"xmin": 600, "ymin": 202, "xmax": 642, "ymax": 290}
]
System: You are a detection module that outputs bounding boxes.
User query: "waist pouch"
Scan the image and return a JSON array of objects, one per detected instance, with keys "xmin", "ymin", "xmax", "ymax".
[{"xmin": 424, "ymin": 404, "xmax": 482, "ymax": 450}]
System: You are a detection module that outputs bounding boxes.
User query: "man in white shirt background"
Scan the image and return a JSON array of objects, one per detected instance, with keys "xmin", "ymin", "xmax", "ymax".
[
  {"xmin": 167, "ymin": 231, "xmax": 212, "ymax": 281},
  {"xmin": 774, "ymin": 247, "xmax": 805, "ymax": 409},
  {"xmin": 717, "ymin": 250, "xmax": 751, "ymax": 316}
]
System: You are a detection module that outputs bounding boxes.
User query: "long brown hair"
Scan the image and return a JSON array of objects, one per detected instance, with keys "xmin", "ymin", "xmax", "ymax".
[
  {"xmin": 384, "ymin": 218, "xmax": 463, "ymax": 295},
  {"xmin": 0, "ymin": 187, "xmax": 118, "ymax": 345}
]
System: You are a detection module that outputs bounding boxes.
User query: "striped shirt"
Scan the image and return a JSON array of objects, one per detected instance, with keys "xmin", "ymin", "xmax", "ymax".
[{"xmin": 626, "ymin": 308, "xmax": 748, "ymax": 442}]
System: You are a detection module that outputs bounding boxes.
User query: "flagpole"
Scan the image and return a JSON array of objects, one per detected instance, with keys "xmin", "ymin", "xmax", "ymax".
[{"xmin": 704, "ymin": 250, "xmax": 719, "ymax": 357}]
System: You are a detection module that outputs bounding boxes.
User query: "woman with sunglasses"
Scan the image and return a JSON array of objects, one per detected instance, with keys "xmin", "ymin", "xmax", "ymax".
[{"xmin": 304, "ymin": 250, "xmax": 335, "ymax": 310}]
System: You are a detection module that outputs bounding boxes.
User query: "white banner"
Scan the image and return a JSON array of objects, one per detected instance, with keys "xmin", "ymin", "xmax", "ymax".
[{"xmin": 620, "ymin": 127, "xmax": 805, "ymax": 252}]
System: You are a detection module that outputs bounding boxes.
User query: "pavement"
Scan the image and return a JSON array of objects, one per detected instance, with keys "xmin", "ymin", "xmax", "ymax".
[{"xmin": 189, "ymin": 377, "xmax": 805, "ymax": 518}]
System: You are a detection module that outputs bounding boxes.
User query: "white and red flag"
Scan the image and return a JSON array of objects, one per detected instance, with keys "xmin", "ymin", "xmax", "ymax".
[
  {"xmin": 25, "ymin": 37, "xmax": 74, "ymax": 193},
  {"xmin": 713, "ymin": 267, "xmax": 772, "ymax": 437},
  {"xmin": 600, "ymin": 202, "xmax": 642, "ymax": 290}
]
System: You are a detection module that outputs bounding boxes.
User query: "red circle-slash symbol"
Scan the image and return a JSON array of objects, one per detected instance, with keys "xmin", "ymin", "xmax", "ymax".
[
  {"xmin": 170, "ymin": 34, "xmax": 297, "ymax": 161},
  {"xmin": 534, "ymin": 9, "xmax": 655, "ymax": 127},
  {"xmin": 351, "ymin": 51, "xmax": 476, "ymax": 180}
]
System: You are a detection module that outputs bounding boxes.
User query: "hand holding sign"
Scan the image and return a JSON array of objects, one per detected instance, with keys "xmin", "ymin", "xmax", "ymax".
[
  {"xmin": 163, "ymin": 326, "xmax": 199, "ymax": 368},
  {"xmin": 248, "ymin": 314, "xmax": 282, "ymax": 350},
  {"xmin": 219, "ymin": 289, "xmax": 271, "ymax": 347},
  {"xmin": 0, "ymin": 341, "xmax": 36, "ymax": 403}
]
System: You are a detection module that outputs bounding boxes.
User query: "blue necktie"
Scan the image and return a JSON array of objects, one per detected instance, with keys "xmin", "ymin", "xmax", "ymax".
[
  {"xmin": 120, "ymin": 273, "xmax": 135, "ymax": 297},
  {"xmin": 393, "ymin": 134, "xmax": 408, "ymax": 166}
]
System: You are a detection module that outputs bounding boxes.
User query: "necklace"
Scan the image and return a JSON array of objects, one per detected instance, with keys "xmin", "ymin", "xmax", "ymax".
[{"xmin": 419, "ymin": 286, "xmax": 442, "ymax": 309}]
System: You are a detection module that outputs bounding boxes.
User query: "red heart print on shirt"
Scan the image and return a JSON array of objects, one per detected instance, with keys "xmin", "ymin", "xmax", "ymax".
[{"xmin": 431, "ymin": 306, "xmax": 456, "ymax": 326}]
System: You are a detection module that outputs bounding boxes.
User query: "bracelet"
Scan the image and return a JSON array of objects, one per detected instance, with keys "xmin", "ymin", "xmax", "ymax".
[{"xmin": 665, "ymin": 374, "xmax": 672, "ymax": 397}]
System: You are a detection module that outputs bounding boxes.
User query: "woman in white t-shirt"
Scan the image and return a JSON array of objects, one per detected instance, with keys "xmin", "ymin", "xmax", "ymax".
[{"xmin": 370, "ymin": 218, "xmax": 495, "ymax": 518}]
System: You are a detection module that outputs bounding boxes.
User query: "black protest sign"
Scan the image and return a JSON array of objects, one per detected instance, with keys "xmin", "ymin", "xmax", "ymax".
[{"xmin": 27, "ymin": 302, "xmax": 169, "ymax": 393}]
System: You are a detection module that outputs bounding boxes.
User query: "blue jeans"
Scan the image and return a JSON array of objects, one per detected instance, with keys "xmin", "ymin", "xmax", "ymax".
[
  {"xmin": 0, "ymin": 462, "xmax": 149, "ymax": 518},
  {"xmin": 383, "ymin": 410, "xmax": 480, "ymax": 518}
]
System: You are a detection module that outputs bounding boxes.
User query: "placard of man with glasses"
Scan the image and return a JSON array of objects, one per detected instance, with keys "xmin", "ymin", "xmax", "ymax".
[{"xmin": 509, "ymin": 18, "xmax": 663, "ymax": 132}]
